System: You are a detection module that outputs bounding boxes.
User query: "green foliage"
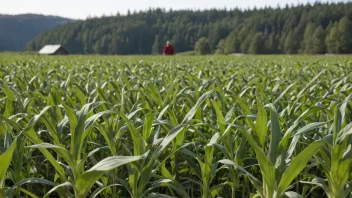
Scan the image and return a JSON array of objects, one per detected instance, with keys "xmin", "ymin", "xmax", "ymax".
[
  {"xmin": 326, "ymin": 17, "xmax": 352, "ymax": 54},
  {"xmin": 301, "ymin": 23, "xmax": 317, "ymax": 54},
  {"xmin": 338, "ymin": 17, "xmax": 352, "ymax": 53},
  {"xmin": 0, "ymin": 54, "xmax": 351, "ymax": 198},
  {"xmin": 312, "ymin": 26, "xmax": 326, "ymax": 54},
  {"xmin": 176, "ymin": 51, "xmax": 195, "ymax": 56},
  {"xmin": 23, "ymin": 3, "xmax": 352, "ymax": 55},
  {"xmin": 194, "ymin": 37, "xmax": 211, "ymax": 55},
  {"xmin": 152, "ymin": 35, "xmax": 163, "ymax": 54},
  {"xmin": 215, "ymin": 39, "xmax": 225, "ymax": 54},
  {"xmin": 248, "ymin": 32, "xmax": 264, "ymax": 54},
  {"xmin": 326, "ymin": 22, "xmax": 341, "ymax": 53},
  {"xmin": 0, "ymin": 14, "xmax": 72, "ymax": 52}
]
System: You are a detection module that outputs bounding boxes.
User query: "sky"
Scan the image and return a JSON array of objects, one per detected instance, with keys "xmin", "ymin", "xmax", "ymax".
[{"xmin": 0, "ymin": 0, "xmax": 350, "ymax": 19}]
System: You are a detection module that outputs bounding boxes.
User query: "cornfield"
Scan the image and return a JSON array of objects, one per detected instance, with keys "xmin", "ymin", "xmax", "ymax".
[{"xmin": 0, "ymin": 55, "xmax": 351, "ymax": 198}]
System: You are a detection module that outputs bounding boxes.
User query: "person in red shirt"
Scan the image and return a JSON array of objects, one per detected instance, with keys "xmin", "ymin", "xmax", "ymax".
[{"xmin": 163, "ymin": 41, "xmax": 175, "ymax": 55}]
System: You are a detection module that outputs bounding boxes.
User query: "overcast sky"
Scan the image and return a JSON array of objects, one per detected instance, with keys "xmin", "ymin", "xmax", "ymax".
[{"xmin": 0, "ymin": 0, "xmax": 350, "ymax": 19}]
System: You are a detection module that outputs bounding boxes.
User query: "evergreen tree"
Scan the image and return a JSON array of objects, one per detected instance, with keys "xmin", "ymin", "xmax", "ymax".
[
  {"xmin": 312, "ymin": 26, "xmax": 326, "ymax": 54},
  {"xmin": 224, "ymin": 31, "xmax": 239, "ymax": 54},
  {"xmin": 152, "ymin": 35, "xmax": 162, "ymax": 54},
  {"xmin": 215, "ymin": 39, "xmax": 225, "ymax": 54},
  {"xmin": 326, "ymin": 22, "xmax": 340, "ymax": 53},
  {"xmin": 301, "ymin": 23, "xmax": 317, "ymax": 53},
  {"xmin": 284, "ymin": 31, "xmax": 300, "ymax": 54},
  {"xmin": 22, "ymin": 2, "xmax": 352, "ymax": 55},
  {"xmin": 338, "ymin": 17, "xmax": 352, "ymax": 53},
  {"xmin": 109, "ymin": 36, "xmax": 120, "ymax": 54},
  {"xmin": 241, "ymin": 34, "xmax": 252, "ymax": 53},
  {"xmin": 208, "ymin": 24, "xmax": 228, "ymax": 50},
  {"xmin": 194, "ymin": 37, "xmax": 211, "ymax": 55},
  {"xmin": 248, "ymin": 32, "xmax": 264, "ymax": 54}
]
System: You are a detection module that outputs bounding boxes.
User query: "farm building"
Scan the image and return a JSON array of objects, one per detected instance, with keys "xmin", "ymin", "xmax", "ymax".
[{"xmin": 38, "ymin": 45, "xmax": 69, "ymax": 55}]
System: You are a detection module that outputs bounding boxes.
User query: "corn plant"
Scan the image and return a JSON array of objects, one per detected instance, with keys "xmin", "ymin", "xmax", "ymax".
[{"xmin": 0, "ymin": 55, "xmax": 351, "ymax": 197}]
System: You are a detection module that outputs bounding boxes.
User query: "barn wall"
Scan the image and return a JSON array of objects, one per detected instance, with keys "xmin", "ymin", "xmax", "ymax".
[{"xmin": 54, "ymin": 48, "xmax": 69, "ymax": 55}]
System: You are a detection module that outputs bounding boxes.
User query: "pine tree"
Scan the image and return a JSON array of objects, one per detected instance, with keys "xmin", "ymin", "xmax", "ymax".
[
  {"xmin": 284, "ymin": 31, "xmax": 300, "ymax": 54},
  {"xmin": 312, "ymin": 26, "xmax": 326, "ymax": 54},
  {"xmin": 194, "ymin": 37, "xmax": 211, "ymax": 55},
  {"xmin": 152, "ymin": 35, "xmax": 162, "ymax": 54},
  {"xmin": 241, "ymin": 34, "xmax": 253, "ymax": 53},
  {"xmin": 215, "ymin": 39, "xmax": 225, "ymax": 54},
  {"xmin": 248, "ymin": 32, "xmax": 264, "ymax": 54},
  {"xmin": 325, "ymin": 22, "xmax": 340, "ymax": 53},
  {"xmin": 224, "ymin": 31, "xmax": 239, "ymax": 54},
  {"xmin": 21, "ymin": 3, "xmax": 352, "ymax": 55},
  {"xmin": 338, "ymin": 17, "xmax": 352, "ymax": 53},
  {"xmin": 208, "ymin": 24, "xmax": 228, "ymax": 50},
  {"xmin": 301, "ymin": 23, "xmax": 317, "ymax": 53},
  {"xmin": 109, "ymin": 36, "xmax": 120, "ymax": 54}
]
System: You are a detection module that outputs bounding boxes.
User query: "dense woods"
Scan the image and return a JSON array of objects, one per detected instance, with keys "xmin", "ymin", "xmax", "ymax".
[
  {"xmin": 25, "ymin": 2, "xmax": 352, "ymax": 54},
  {"xmin": 0, "ymin": 14, "xmax": 72, "ymax": 52}
]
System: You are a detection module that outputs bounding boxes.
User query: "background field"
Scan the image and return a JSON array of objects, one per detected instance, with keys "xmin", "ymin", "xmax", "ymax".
[{"xmin": 0, "ymin": 55, "xmax": 351, "ymax": 198}]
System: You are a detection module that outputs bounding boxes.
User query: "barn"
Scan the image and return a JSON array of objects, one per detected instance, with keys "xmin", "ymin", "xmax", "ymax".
[{"xmin": 38, "ymin": 45, "xmax": 69, "ymax": 55}]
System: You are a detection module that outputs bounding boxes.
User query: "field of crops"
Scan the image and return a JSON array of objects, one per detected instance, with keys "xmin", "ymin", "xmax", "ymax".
[{"xmin": 0, "ymin": 54, "xmax": 351, "ymax": 198}]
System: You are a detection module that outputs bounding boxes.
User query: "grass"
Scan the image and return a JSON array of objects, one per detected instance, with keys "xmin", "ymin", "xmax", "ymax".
[{"xmin": 0, "ymin": 54, "xmax": 351, "ymax": 198}]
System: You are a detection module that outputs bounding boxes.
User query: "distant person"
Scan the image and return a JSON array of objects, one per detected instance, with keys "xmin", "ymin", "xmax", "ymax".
[{"xmin": 163, "ymin": 41, "xmax": 175, "ymax": 55}]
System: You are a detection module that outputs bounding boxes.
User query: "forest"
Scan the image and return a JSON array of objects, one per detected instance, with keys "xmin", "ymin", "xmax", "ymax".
[
  {"xmin": 25, "ymin": 2, "xmax": 352, "ymax": 55},
  {"xmin": 0, "ymin": 14, "xmax": 72, "ymax": 52}
]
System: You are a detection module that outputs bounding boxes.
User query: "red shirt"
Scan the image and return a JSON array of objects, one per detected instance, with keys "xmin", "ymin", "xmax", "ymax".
[{"xmin": 163, "ymin": 45, "xmax": 175, "ymax": 55}]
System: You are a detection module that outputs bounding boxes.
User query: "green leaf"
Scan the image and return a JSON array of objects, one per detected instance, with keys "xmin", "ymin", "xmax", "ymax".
[
  {"xmin": 2, "ymin": 85, "xmax": 16, "ymax": 101},
  {"xmin": 149, "ymin": 179, "xmax": 190, "ymax": 198},
  {"xmin": 43, "ymin": 182, "xmax": 72, "ymax": 198},
  {"xmin": 300, "ymin": 176, "xmax": 331, "ymax": 195},
  {"xmin": 0, "ymin": 139, "xmax": 17, "ymax": 189},
  {"xmin": 75, "ymin": 154, "xmax": 147, "ymax": 198},
  {"xmin": 147, "ymin": 193, "xmax": 176, "ymax": 198},
  {"xmin": 295, "ymin": 70, "xmax": 325, "ymax": 102},
  {"xmin": 6, "ymin": 178, "xmax": 56, "ymax": 197},
  {"xmin": 219, "ymin": 159, "xmax": 264, "ymax": 196},
  {"xmin": 90, "ymin": 184, "xmax": 122, "ymax": 198},
  {"xmin": 256, "ymin": 100, "xmax": 268, "ymax": 147},
  {"xmin": 71, "ymin": 103, "xmax": 92, "ymax": 161},
  {"xmin": 266, "ymin": 103, "xmax": 281, "ymax": 164},
  {"xmin": 342, "ymin": 145, "xmax": 352, "ymax": 160},
  {"xmin": 0, "ymin": 114, "xmax": 22, "ymax": 132},
  {"xmin": 26, "ymin": 143, "xmax": 78, "ymax": 179},
  {"xmin": 158, "ymin": 125, "xmax": 186, "ymax": 152},
  {"xmin": 121, "ymin": 115, "xmax": 146, "ymax": 156},
  {"xmin": 293, "ymin": 122, "xmax": 327, "ymax": 137},
  {"xmin": 232, "ymin": 125, "xmax": 275, "ymax": 196},
  {"xmin": 181, "ymin": 90, "xmax": 214, "ymax": 124},
  {"xmin": 22, "ymin": 128, "xmax": 66, "ymax": 182},
  {"xmin": 337, "ymin": 122, "xmax": 352, "ymax": 144},
  {"xmin": 139, "ymin": 125, "xmax": 187, "ymax": 195},
  {"xmin": 84, "ymin": 110, "xmax": 117, "ymax": 130},
  {"xmin": 235, "ymin": 96, "xmax": 256, "ymax": 132},
  {"xmin": 284, "ymin": 191, "xmax": 302, "ymax": 198},
  {"xmin": 273, "ymin": 82, "xmax": 296, "ymax": 105},
  {"xmin": 209, "ymin": 132, "xmax": 220, "ymax": 145},
  {"xmin": 213, "ymin": 101, "xmax": 226, "ymax": 135},
  {"xmin": 276, "ymin": 135, "xmax": 332, "ymax": 197},
  {"xmin": 143, "ymin": 113, "xmax": 154, "ymax": 142},
  {"xmin": 334, "ymin": 103, "xmax": 343, "ymax": 145},
  {"xmin": 157, "ymin": 105, "xmax": 169, "ymax": 120}
]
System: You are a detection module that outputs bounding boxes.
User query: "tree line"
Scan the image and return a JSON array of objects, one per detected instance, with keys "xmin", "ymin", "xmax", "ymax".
[
  {"xmin": 25, "ymin": 2, "xmax": 352, "ymax": 55},
  {"xmin": 0, "ymin": 14, "xmax": 72, "ymax": 52}
]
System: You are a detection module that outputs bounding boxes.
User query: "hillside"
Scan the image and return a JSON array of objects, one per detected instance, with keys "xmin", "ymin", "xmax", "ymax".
[
  {"xmin": 0, "ymin": 14, "xmax": 73, "ymax": 52},
  {"xmin": 25, "ymin": 2, "xmax": 352, "ymax": 55}
]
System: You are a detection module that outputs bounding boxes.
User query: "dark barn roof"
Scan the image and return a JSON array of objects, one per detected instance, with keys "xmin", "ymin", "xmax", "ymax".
[{"xmin": 38, "ymin": 45, "xmax": 69, "ymax": 55}]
